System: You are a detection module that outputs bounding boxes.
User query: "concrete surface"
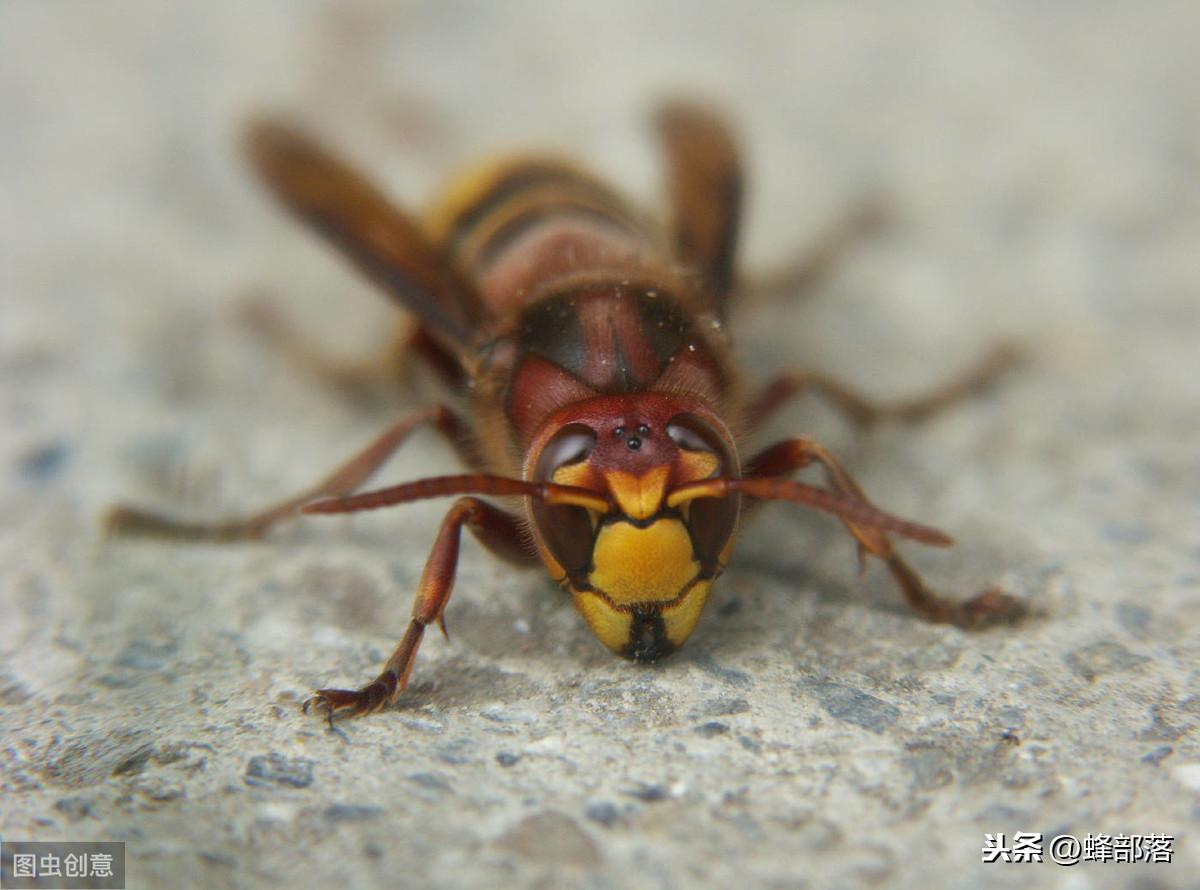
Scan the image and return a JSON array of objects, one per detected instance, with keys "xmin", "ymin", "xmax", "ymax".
[{"xmin": 2, "ymin": 2, "xmax": 1198, "ymax": 888}]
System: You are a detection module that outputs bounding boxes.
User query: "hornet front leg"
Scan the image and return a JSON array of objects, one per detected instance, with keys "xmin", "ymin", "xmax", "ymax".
[
  {"xmin": 303, "ymin": 496, "xmax": 536, "ymax": 722},
  {"xmin": 744, "ymin": 436, "xmax": 1025, "ymax": 628}
]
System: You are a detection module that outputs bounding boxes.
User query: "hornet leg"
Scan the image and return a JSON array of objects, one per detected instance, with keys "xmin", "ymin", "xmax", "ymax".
[
  {"xmin": 303, "ymin": 496, "xmax": 535, "ymax": 722},
  {"xmin": 740, "ymin": 198, "xmax": 888, "ymax": 299},
  {"xmin": 748, "ymin": 343, "xmax": 1019, "ymax": 429},
  {"xmin": 744, "ymin": 436, "xmax": 1024, "ymax": 628},
  {"xmin": 105, "ymin": 405, "xmax": 472, "ymax": 541}
]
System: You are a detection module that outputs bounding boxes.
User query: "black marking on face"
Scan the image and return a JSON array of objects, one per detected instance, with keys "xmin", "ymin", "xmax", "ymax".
[{"xmin": 623, "ymin": 607, "xmax": 675, "ymax": 662}]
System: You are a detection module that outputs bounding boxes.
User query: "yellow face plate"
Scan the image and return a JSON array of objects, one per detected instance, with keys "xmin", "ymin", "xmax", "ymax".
[
  {"xmin": 660, "ymin": 580, "xmax": 712, "ymax": 648},
  {"xmin": 588, "ymin": 518, "xmax": 697, "ymax": 605},
  {"xmin": 572, "ymin": 579, "xmax": 713, "ymax": 655},
  {"xmin": 573, "ymin": 592, "xmax": 633, "ymax": 653}
]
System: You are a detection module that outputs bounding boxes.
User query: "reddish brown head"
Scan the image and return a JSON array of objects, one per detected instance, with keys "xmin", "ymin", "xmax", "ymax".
[{"xmin": 523, "ymin": 392, "xmax": 740, "ymax": 659}]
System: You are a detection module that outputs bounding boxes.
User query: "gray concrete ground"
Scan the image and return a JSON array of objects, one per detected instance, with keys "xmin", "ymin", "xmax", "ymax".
[{"xmin": 2, "ymin": 3, "xmax": 1198, "ymax": 888}]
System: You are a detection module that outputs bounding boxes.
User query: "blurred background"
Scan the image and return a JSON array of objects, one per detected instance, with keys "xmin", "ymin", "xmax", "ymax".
[{"xmin": 2, "ymin": 2, "xmax": 1198, "ymax": 888}]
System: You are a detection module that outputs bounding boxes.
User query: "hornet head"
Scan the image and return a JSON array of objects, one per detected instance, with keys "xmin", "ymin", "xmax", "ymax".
[{"xmin": 524, "ymin": 392, "xmax": 740, "ymax": 660}]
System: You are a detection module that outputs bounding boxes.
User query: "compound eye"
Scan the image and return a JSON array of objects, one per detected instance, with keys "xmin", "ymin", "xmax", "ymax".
[
  {"xmin": 667, "ymin": 414, "xmax": 735, "ymax": 476},
  {"xmin": 531, "ymin": 424, "xmax": 598, "ymax": 576},
  {"xmin": 666, "ymin": 417, "xmax": 709, "ymax": 453},
  {"xmin": 533, "ymin": 424, "xmax": 596, "ymax": 481},
  {"xmin": 667, "ymin": 413, "xmax": 739, "ymax": 570}
]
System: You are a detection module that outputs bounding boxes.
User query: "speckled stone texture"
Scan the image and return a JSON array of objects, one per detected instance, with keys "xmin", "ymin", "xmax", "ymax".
[{"xmin": 2, "ymin": 3, "xmax": 1198, "ymax": 889}]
